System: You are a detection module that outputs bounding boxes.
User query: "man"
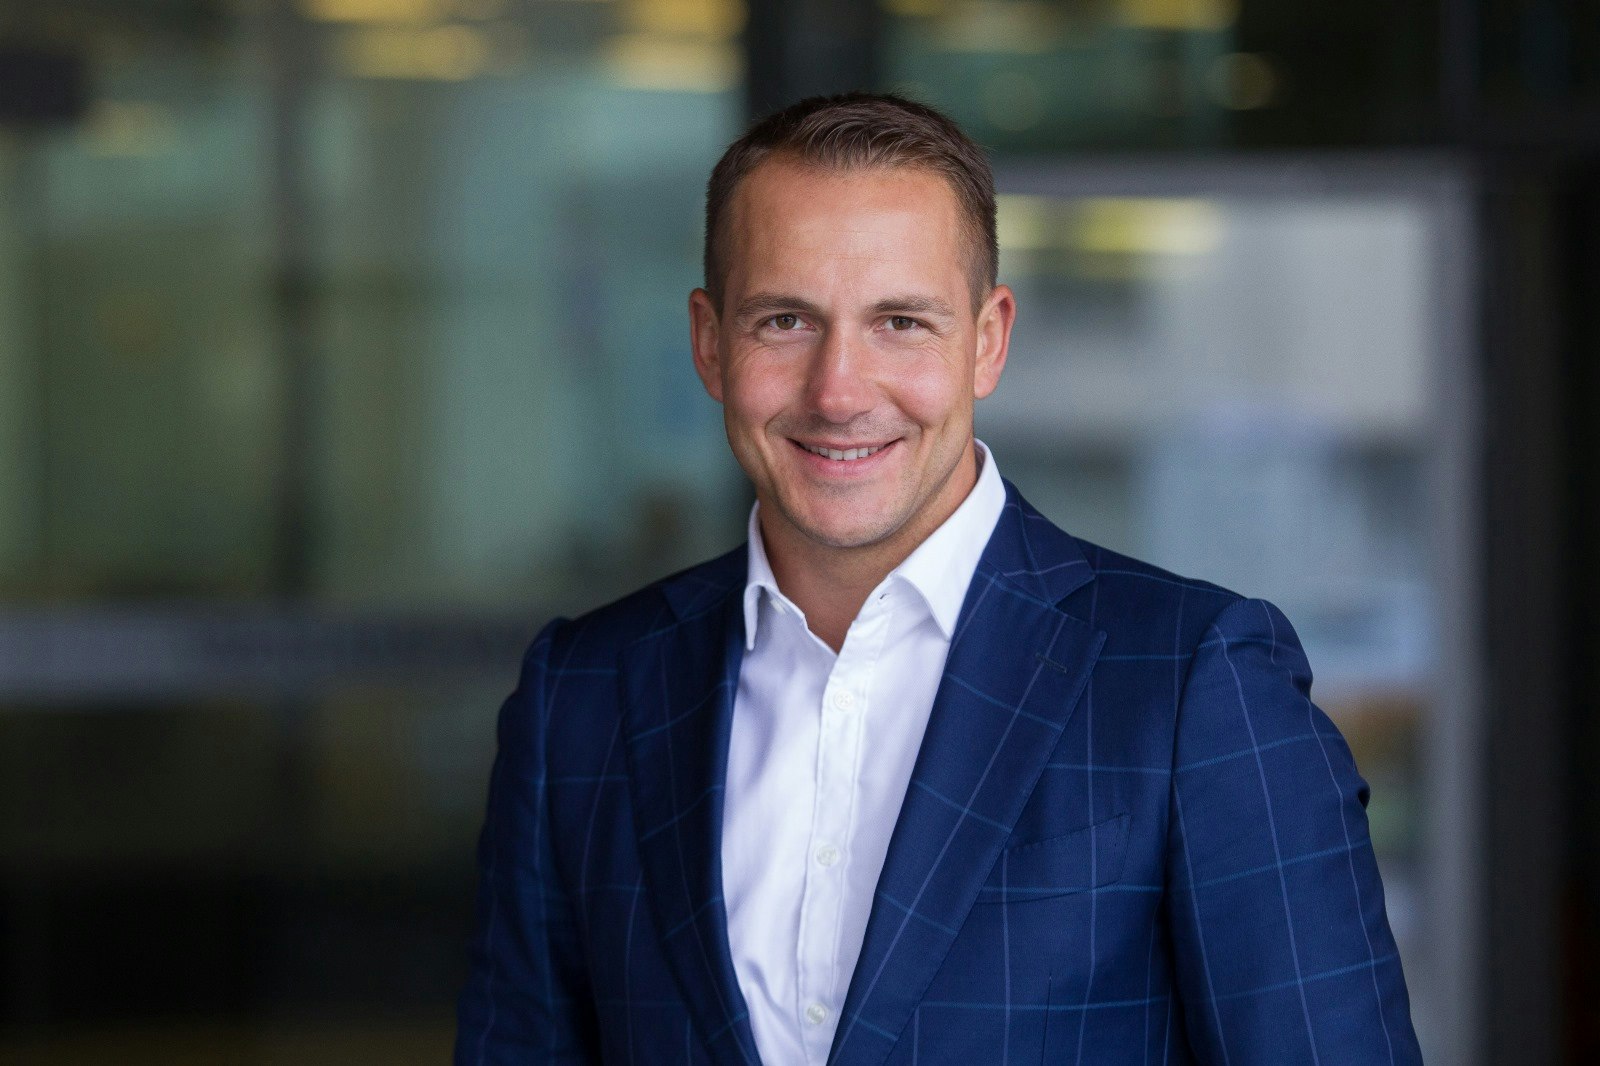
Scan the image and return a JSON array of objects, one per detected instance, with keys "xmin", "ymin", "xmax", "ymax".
[{"xmin": 456, "ymin": 93, "xmax": 1421, "ymax": 1065}]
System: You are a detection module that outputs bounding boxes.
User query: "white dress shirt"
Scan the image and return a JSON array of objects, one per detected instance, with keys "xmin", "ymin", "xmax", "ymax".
[{"xmin": 721, "ymin": 440, "xmax": 1007, "ymax": 1065}]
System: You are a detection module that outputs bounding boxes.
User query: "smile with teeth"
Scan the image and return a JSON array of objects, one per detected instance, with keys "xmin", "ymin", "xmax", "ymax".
[{"xmin": 802, "ymin": 442, "xmax": 886, "ymax": 462}]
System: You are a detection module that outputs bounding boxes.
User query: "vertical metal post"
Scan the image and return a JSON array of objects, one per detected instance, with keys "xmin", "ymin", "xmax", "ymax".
[
  {"xmin": 1478, "ymin": 166, "xmax": 1570, "ymax": 1066},
  {"xmin": 1439, "ymin": 0, "xmax": 1481, "ymax": 141},
  {"xmin": 259, "ymin": 4, "xmax": 323, "ymax": 1004},
  {"xmin": 1563, "ymin": 166, "xmax": 1600, "ymax": 1066},
  {"xmin": 263, "ymin": 0, "xmax": 320, "ymax": 598}
]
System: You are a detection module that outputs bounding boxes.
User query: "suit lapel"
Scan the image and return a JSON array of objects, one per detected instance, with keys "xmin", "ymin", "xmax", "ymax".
[
  {"xmin": 622, "ymin": 559, "xmax": 760, "ymax": 1066},
  {"xmin": 829, "ymin": 487, "xmax": 1105, "ymax": 1066}
]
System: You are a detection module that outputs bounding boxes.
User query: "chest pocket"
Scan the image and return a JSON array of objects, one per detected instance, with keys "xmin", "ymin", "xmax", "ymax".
[{"xmin": 974, "ymin": 812, "xmax": 1130, "ymax": 904}]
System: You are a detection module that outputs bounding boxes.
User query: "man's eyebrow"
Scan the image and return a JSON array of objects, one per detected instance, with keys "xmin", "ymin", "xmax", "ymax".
[
  {"xmin": 731, "ymin": 292, "xmax": 959, "ymax": 322},
  {"xmin": 732, "ymin": 293, "xmax": 824, "ymax": 321},
  {"xmin": 868, "ymin": 294, "xmax": 957, "ymax": 319}
]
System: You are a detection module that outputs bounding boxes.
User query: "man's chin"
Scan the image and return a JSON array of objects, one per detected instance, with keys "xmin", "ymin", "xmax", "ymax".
[
  {"xmin": 799, "ymin": 527, "xmax": 891, "ymax": 551},
  {"xmin": 782, "ymin": 506, "xmax": 906, "ymax": 552}
]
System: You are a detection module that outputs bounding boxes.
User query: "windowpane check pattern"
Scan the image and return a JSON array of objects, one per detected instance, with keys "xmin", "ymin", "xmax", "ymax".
[{"xmin": 457, "ymin": 482, "xmax": 1422, "ymax": 1064}]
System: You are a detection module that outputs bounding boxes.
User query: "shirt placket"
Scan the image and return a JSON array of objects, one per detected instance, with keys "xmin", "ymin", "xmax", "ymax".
[{"xmin": 794, "ymin": 591, "xmax": 893, "ymax": 1063}]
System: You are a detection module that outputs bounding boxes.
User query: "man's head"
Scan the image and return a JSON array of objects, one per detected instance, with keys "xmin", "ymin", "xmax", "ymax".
[
  {"xmin": 703, "ymin": 92, "xmax": 999, "ymax": 313},
  {"xmin": 689, "ymin": 93, "xmax": 1015, "ymax": 573}
]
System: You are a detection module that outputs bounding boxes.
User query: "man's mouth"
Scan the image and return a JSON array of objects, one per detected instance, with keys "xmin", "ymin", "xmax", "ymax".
[{"xmin": 797, "ymin": 441, "xmax": 891, "ymax": 462}]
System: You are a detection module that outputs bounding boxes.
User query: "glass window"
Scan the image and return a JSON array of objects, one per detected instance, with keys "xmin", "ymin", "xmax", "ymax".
[
  {"xmin": 882, "ymin": 0, "xmax": 1442, "ymax": 150},
  {"xmin": 0, "ymin": 0, "xmax": 746, "ymax": 1055},
  {"xmin": 884, "ymin": 0, "xmax": 1239, "ymax": 151},
  {"xmin": 980, "ymin": 162, "xmax": 1475, "ymax": 1062},
  {"xmin": 0, "ymin": 0, "xmax": 749, "ymax": 611}
]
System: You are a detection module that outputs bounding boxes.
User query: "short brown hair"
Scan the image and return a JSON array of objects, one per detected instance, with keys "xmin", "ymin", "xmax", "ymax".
[{"xmin": 703, "ymin": 92, "xmax": 998, "ymax": 311}]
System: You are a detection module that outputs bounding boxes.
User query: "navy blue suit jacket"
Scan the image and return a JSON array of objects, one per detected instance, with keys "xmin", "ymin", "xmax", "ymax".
[{"xmin": 457, "ymin": 482, "xmax": 1422, "ymax": 1064}]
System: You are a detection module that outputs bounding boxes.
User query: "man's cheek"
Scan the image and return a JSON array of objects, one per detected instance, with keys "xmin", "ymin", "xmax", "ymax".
[
  {"xmin": 890, "ymin": 379, "xmax": 963, "ymax": 430},
  {"xmin": 734, "ymin": 381, "xmax": 796, "ymax": 430}
]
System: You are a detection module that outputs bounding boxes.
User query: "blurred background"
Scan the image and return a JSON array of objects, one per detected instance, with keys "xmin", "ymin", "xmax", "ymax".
[{"xmin": 0, "ymin": 0, "xmax": 1594, "ymax": 1062}]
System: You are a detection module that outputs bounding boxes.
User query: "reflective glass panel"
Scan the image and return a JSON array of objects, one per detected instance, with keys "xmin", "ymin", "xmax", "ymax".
[
  {"xmin": 0, "ymin": 0, "xmax": 749, "ymax": 611},
  {"xmin": 980, "ymin": 163, "xmax": 1474, "ymax": 1062}
]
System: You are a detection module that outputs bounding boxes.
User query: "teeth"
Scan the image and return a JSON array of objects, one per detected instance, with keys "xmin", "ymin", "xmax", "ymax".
[{"xmin": 806, "ymin": 443, "xmax": 883, "ymax": 461}]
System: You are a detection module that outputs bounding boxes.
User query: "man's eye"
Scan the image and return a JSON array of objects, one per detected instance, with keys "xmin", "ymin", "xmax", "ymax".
[
  {"xmin": 768, "ymin": 314, "xmax": 800, "ymax": 330},
  {"xmin": 888, "ymin": 316, "xmax": 919, "ymax": 331}
]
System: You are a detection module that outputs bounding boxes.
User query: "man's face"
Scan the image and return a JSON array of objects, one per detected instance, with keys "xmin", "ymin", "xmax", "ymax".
[{"xmin": 690, "ymin": 160, "xmax": 1014, "ymax": 564}]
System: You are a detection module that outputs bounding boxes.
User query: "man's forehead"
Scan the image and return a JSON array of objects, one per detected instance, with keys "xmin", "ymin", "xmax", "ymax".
[
  {"xmin": 727, "ymin": 190, "xmax": 963, "ymax": 296},
  {"xmin": 715, "ymin": 157, "xmax": 981, "ymax": 311},
  {"xmin": 729, "ymin": 165, "xmax": 958, "ymax": 260}
]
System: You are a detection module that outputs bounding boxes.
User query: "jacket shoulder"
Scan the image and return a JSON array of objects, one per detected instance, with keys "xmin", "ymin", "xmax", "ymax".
[
  {"xmin": 1053, "ymin": 531, "xmax": 1245, "ymax": 654},
  {"xmin": 1076, "ymin": 537, "xmax": 1238, "ymax": 602}
]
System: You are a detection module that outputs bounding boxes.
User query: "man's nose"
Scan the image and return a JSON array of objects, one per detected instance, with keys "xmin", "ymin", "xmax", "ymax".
[{"xmin": 805, "ymin": 327, "xmax": 874, "ymax": 423}]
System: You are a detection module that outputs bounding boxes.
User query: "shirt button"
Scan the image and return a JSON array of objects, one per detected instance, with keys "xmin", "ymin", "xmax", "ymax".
[
  {"xmin": 815, "ymin": 844, "xmax": 840, "ymax": 867},
  {"xmin": 805, "ymin": 1003, "xmax": 829, "ymax": 1026},
  {"xmin": 830, "ymin": 690, "xmax": 855, "ymax": 712}
]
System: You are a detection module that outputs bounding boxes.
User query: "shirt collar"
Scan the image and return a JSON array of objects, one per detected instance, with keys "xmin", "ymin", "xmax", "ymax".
[
  {"xmin": 741, "ymin": 439, "xmax": 1006, "ymax": 650},
  {"xmin": 742, "ymin": 503, "xmax": 785, "ymax": 650}
]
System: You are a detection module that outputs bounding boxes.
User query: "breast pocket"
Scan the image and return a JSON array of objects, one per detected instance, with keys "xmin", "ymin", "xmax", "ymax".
[{"xmin": 974, "ymin": 812, "xmax": 1130, "ymax": 904}]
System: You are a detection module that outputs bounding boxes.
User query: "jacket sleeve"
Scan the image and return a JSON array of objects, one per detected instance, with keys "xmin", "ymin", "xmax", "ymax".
[
  {"xmin": 456, "ymin": 618, "xmax": 602, "ymax": 1064},
  {"xmin": 1165, "ymin": 597, "xmax": 1423, "ymax": 1064}
]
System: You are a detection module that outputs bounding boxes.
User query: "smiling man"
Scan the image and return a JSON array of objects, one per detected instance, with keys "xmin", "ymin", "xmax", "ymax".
[{"xmin": 456, "ymin": 94, "xmax": 1422, "ymax": 1065}]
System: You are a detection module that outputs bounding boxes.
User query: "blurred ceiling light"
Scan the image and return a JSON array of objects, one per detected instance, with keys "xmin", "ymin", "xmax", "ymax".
[
  {"xmin": 1075, "ymin": 198, "xmax": 1223, "ymax": 256},
  {"xmin": 623, "ymin": 0, "xmax": 745, "ymax": 39},
  {"xmin": 303, "ymin": 0, "xmax": 455, "ymax": 24},
  {"xmin": 340, "ymin": 24, "xmax": 493, "ymax": 80},
  {"xmin": 1116, "ymin": 0, "xmax": 1237, "ymax": 31},
  {"xmin": 1208, "ymin": 51, "xmax": 1277, "ymax": 109},
  {"xmin": 604, "ymin": 33, "xmax": 739, "ymax": 92},
  {"xmin": 84, "ymin": 100, "xmax": 177, "ymax": 157},
  {"xmin": 934, "ymin": 0, "xmax": 1060, "ymax": 53},
  {"xmin": 998, "ymin": 195, "xmax": 1224, "ymax": 257}
]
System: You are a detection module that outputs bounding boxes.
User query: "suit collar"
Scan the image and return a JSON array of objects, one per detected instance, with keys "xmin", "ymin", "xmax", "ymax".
[
  {"xmin": 984, "ymin": 478, "xmax": 1095, "ymax": 606},
  {"xmin": 659, "ymin": 543, "xmax": 745, "ymax": 623},
  {"xmin": 634, "ymin": 482, "xmax": 1101, "ymax": 1066},
  {"xmin": 826, "ymin": 483, "xmax": 1103, "ymax": 1066}
]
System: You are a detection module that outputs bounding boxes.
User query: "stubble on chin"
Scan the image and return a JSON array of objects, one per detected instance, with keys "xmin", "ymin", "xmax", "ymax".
[{"xmin": 778, "ymin": 499, "xmax": 906, "ymax": 552}]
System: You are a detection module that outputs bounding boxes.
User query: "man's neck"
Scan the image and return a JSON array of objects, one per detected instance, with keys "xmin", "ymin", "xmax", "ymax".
[{"xmin": 759, "ymin": 447, "xmax": 979, "ymax": 653}]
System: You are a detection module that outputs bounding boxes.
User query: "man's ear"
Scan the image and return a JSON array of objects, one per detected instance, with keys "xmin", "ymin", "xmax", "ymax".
[
  {"xmin": 689, "ymin": 288, "xmax": 724, "ymax": 404},
  {"xmin": 973, "ymin": 283, "xmax": 1015, "ymax": 400}
]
